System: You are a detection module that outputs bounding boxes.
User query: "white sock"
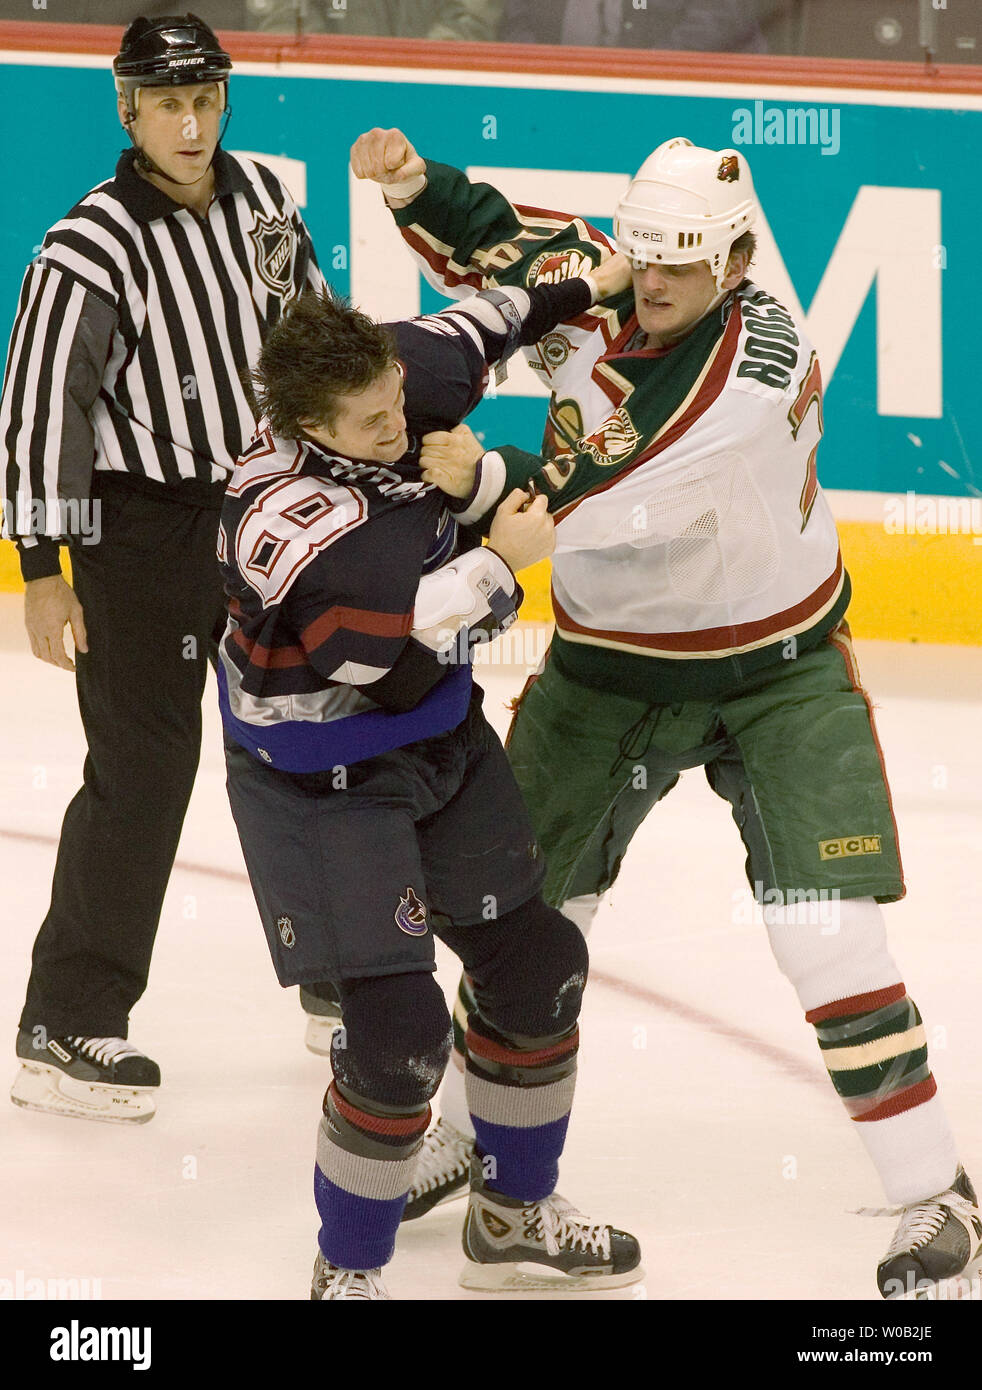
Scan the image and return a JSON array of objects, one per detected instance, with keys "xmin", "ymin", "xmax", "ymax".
[
  {"xmin": 560, "ymin": 892, "xmax": 602, "ymax": 936},
  {"xmin": 853, "ymin": 1095, "xmax": 960, "ymax": 1207}
]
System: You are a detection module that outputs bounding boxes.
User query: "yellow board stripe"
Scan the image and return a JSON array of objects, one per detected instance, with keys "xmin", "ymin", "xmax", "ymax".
[
  {"xmin": 3, "ymin": 519, "xmax": 980, "ymax": 646},
  {"xmin": 509, "ymin": 520, "xmax": 982, "ymax": 645},
  {"xmin": 821, "ymin": 1024, "xmax": 926, "ymax": 1072}
]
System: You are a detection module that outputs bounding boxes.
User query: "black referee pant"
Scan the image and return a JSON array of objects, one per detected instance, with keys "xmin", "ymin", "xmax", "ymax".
[{"xmin": 19, "ymin": 473, "xmax": 227, "ymax": 1041}]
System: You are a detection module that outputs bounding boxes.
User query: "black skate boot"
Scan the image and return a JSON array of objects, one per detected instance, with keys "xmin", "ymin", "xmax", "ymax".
[
  {"xmin": 11, "ymin": 1030, "xmax": 160, "ymax": 1124},
  {"xmin": 877, "ymin": 1167, "xmax": 982, "ymax": 1299},
  {"xmin": 460, "ymin": 1155, "xmax": 643, "ymax": 1291},
  {"xmin": 401, "ymin": 1116, "xmax": 474, "ymax": 1221}
]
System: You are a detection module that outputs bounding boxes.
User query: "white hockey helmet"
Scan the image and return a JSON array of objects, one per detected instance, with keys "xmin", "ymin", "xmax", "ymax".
[{"xmin": 613, "ymin": 138, "xmax": 757, "ymax": 289}]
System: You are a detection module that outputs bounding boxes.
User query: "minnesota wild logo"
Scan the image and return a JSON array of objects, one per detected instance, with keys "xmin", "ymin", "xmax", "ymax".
[
  {"xmin": 576, "ymin": 408, "xmax": 640, "ymax": 467},
  {"xmin": 527, "ymin": 248, "xmax": 594, "ymax": 287}
]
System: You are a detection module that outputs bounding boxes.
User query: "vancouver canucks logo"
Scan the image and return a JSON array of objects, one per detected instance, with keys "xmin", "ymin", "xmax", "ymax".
[
  {"xmin": 395, "ymin": 887, "xmax": 428, "ymax": 936},
  {"xmin": 249, "ymin": 210, "xmax": 296, "ymax": 298}
]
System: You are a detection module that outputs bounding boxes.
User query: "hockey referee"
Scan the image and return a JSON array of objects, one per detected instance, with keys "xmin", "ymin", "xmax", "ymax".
[{"xmin": 1, "ymin": 13, "xmax": 325, "ymax": 1123}]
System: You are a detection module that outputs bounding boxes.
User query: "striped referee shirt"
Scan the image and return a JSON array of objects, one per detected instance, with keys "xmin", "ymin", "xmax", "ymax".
[{"xmin": 0, "ymin": 146, "xmax": 325, "ymax": 580}]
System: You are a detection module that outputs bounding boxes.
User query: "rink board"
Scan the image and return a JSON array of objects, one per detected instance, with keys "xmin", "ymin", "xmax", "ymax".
[{"xmin": 0, "ymin": 34, "xmax": 980, "ymax": 642}]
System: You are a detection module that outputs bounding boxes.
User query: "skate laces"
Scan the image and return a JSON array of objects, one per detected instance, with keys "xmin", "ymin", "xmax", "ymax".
[
  {"xmin": 67, "ymin": 1037, "xmax": 145, "ymax": 1066},
  {"xmin": 317, "ymin": 1262, "xmax": 386, "ymax": 1299},
  {"xmin": 410, "ymin": 1119, "xmax": 472, "ymax": 1195},
  {"xmin": 526, "ymin": 1194, "xmax": 611, "ymax": 1259},
  {"xmin": 856, "ymin": 1189, "xmax": 976, "ymax": 1260}
]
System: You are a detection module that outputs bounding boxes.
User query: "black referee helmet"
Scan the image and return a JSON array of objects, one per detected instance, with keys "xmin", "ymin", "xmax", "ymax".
[{"xmin": 114, "ymin": 13, "xmax": 233, "ymax": 123}]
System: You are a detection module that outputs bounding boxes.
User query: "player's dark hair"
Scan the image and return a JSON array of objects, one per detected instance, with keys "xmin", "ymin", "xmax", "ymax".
[
  {"xmin": 250, "ymin": 289, "xmax": 397, "ymax": 438},
  {"xmin": 731, "ymin": 230, "xmax": 757, "ymax": 265}
]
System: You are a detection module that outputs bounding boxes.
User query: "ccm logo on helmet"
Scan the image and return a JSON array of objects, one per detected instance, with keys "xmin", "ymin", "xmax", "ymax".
[{"xmin": 631, "ymin": 230, "xmax": 663, "ymax": 242}]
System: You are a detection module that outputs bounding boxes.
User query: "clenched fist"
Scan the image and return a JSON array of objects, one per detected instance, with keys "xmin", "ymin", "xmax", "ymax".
[
  {"xmin": 487, "ymin": 489, "xmax": 555, "ymax": 574},
  {"xmin": 350, "ymin": 128, "xmax": 427, "ymax": 205},
  {"xmin": 419, "ymin": 424, "xmax": 484, "ymax": 499}
]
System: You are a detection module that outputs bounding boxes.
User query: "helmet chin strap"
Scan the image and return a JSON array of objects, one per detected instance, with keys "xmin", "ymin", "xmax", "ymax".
[{"xmin": 123, "ymin": 103, "xmax": 232, "ymax": 189}]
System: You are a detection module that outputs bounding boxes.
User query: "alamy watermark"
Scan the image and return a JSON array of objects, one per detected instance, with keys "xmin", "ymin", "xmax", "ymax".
[
  {"xmin": 734, "ymin": 885, "xmax": 842, "ymax": 932},
  {"xmin": 883, "ymin": 491, "xmax": 982, "ymax": 542},
  {"xmin": 3, "ymin": 497, "xmax": 100, "ymax": 546},
  {"xmin": 437, "ymin": 623, "xmax": 550, "ymax": 671},
  {"xmin": 49, "ymin": 1319, "xmax": 150, "ymax": 1371},
  {"xmin": 0, "ymin": 1269, "xmax": 101, "ymax": 1299},
  {"xmin": 732, "ymin": 100, "xmax": 840, "ymax": 157}
]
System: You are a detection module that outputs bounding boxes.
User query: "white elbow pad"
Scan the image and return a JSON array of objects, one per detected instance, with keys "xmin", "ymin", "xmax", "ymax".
[{"xmin": 412, "ymin": 547, "xmax": 519, "ymax": 654}]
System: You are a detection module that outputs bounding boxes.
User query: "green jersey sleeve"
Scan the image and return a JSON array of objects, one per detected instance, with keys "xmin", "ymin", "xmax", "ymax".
[{"xmin": 391, "ymin": 160, "xmax": 614, "ymax": 297}]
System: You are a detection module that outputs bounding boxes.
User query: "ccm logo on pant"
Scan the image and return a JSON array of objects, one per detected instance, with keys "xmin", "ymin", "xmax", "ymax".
[{"xmin": 819, "ymin": 835, "xmax": 882, "ymax": 860}]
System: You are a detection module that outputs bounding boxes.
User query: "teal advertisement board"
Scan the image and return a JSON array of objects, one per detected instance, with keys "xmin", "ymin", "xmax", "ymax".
[{"xmin": 1, "ymin": 58, "xmax": 979, "ymax": 502}]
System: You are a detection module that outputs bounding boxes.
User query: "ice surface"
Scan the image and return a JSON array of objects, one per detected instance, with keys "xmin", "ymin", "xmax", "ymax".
[{"xmin": 1, "ymin": 596, "xmax": 979, "ymax": 1302}]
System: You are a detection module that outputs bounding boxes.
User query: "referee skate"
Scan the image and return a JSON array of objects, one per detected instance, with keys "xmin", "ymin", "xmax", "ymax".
[{"xmin": 11, "ymin": 1031, "xmax": 159, "ymax": 1124}]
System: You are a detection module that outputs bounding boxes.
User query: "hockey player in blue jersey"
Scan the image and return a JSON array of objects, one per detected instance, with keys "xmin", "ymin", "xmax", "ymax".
[{"xmin": 218, "ymin": 262, "xmax": 644, "ymax": 1297}]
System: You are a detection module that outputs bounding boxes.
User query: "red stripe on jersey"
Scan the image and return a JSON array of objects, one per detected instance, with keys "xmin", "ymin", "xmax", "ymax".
[
  {"xmin": 399, "ymin": 226, "xmax": 484, "ymax": 293},
  {"xmin": 231, "ymin": 626, "xmax": 307, "ymax": 670},
  {"xmin": 230, "ymin": 604, "xmax": 413, "ymax": 670},
  {"xmin": 300, "ymin": 605, "xmax": 413, "ymax": 655},
  {"xmin": 853, "ymin": 1075, "xmax": 937, "ymax": 1124},
  {"xmin": 552, "ymin": 554, "xmax": 843, "ymax": 654},
  {"xmin": 805, "ymin": 982, "xmax": 908, "ymax": 1024}
]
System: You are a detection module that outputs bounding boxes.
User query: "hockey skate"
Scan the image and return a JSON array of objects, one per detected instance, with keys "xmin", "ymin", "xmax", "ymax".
[
  {"xmin": 10, "ymin": 1030, "xmax": 159, "ymax": 1124},
  {"xmin": 310, "ymin": 1250, "xmax": 390, "ymax": 1300},
  {"xmin": 402, "ymin": 1116, "xmax": 474, "ymax": 1221},
  {"xmin": 875, "ymin": 1167, "xmax": 982, "ymax": 1300},
  {"xmin": 460, "ymin": 1156, "xmax": 643, "ymax": 1292},
  {"xmin": 300, "ymin": 984, "xmax": 343, "ymax": 1057}
]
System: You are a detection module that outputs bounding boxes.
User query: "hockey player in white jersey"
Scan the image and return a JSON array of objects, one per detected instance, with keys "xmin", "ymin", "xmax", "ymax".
[{"xmin": 347, "ymin": 127, "xmax": 982, "ymax": 1301}]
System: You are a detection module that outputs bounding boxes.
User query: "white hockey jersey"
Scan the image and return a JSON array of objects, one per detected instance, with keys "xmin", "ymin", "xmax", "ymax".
[{"xmin": 393, "ymin": 161, "xmax": 850, "ymax": 699}]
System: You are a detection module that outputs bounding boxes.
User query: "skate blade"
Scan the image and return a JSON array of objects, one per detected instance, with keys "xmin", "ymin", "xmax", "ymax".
[
  {"xmin": 304, "ymin": 1019, "xmax": 341, "ymax": 1057},
  {"xmin": 459, "ymin": 1261, "xmax": 645, "ymax": 1293},
  {"xmin": 10, "ymin": 1062, "xmax": 156, "ymax": 1125}
]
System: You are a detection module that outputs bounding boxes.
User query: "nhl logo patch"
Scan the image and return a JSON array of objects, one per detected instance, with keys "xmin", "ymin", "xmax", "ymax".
[
  {"xmin": 395, "ymin": 887, "xmax": 428, "ymax": 936},
  {"xmin": 277, "ymin": 915, "xmax": 296, "ymax": 948},
  {"xmin": 249, "ymin": 211, "xmax": 296, "ymax": 298}
]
